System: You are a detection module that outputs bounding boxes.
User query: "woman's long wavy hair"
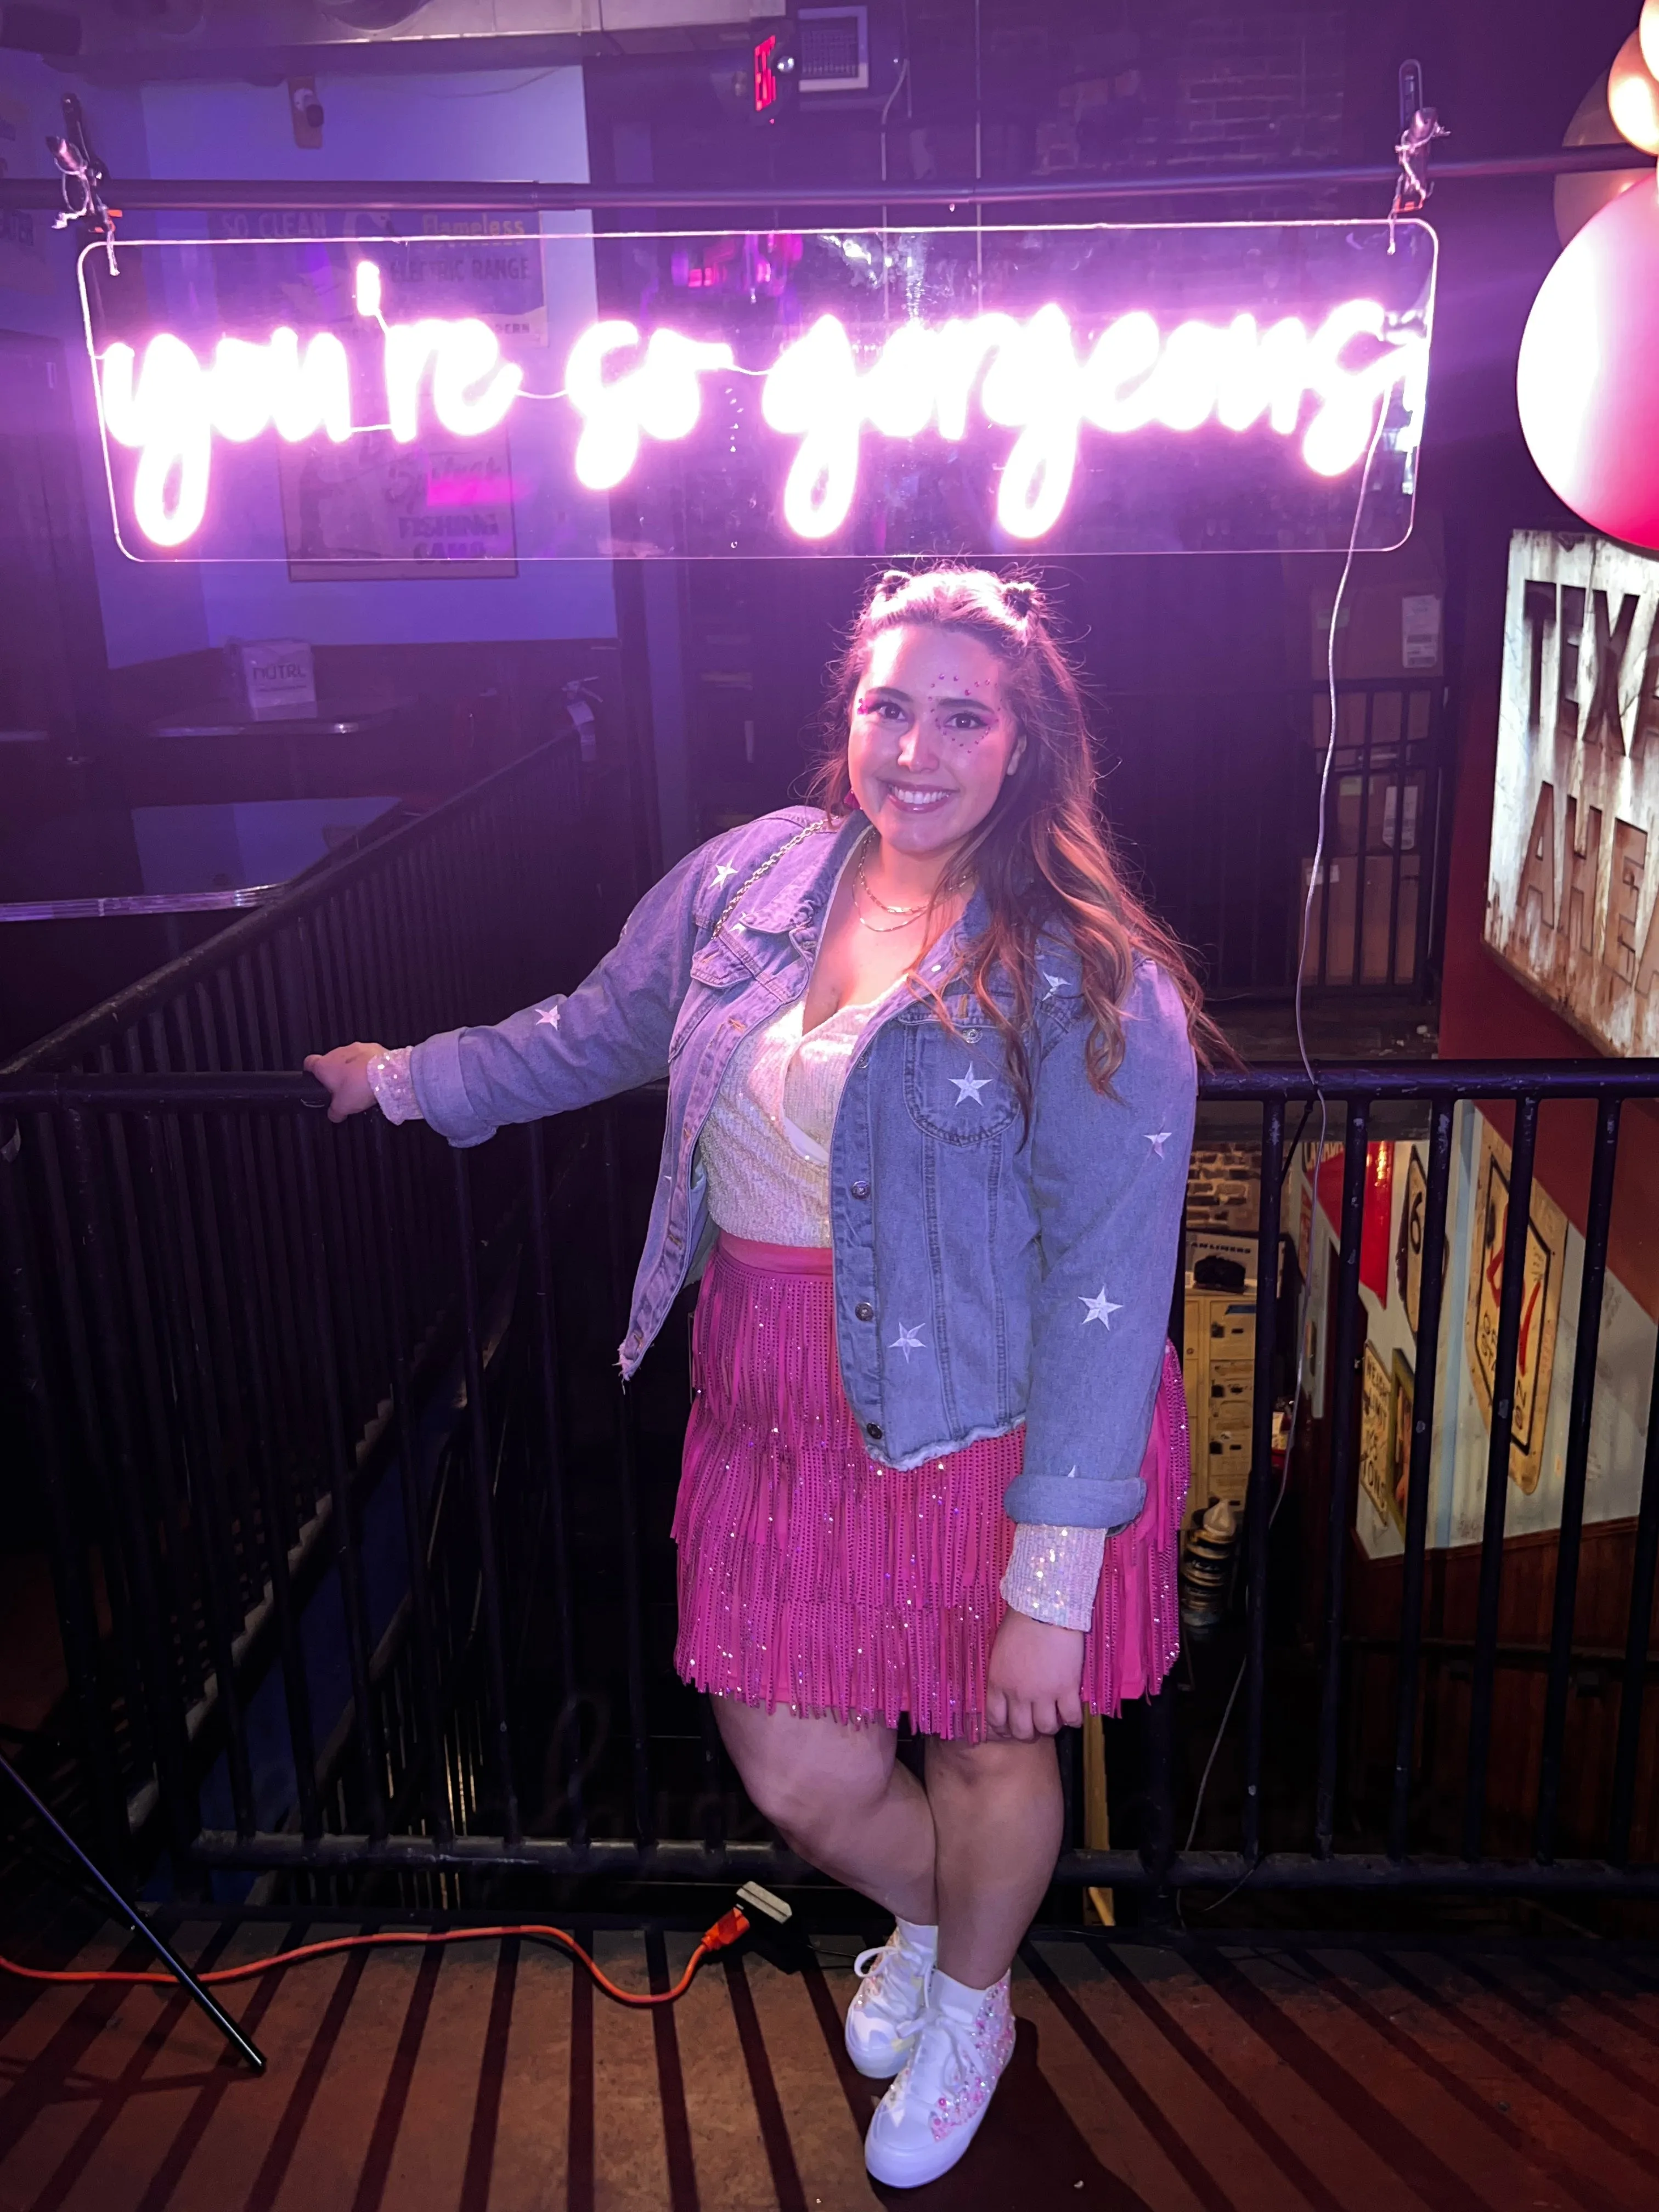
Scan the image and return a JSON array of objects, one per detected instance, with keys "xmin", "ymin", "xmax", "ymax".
[{"xmin": 809, "ymin": 565, "xmax": 1227, "ymax": 1116}]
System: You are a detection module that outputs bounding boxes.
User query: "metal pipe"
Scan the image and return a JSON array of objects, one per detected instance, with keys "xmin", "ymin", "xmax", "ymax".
[
  {"xmin": 1536, "ymin": 1097, "xmax": 1621, "ymax": 1863},
  {"xmin": 1389, "ymin": 1096, "xmax": 1455, "ymax": 1860},
  {"xmin": 451, "ymin": 1149, "xmax": 522, "ymax": 1847},
  {"xmin": 1313, "ymin": 1098, "xmax": 1369, "ymax": 1856},
  {"xmin": 149, "ymin": 1103, "xmax": 259, "ymax": 1840},
  {"xmin": 2, "ymin": 1752, "xmax": 264, "ymax": 2074},
  {"xmin": 4, "ymin": 1061, "xmax": 1658, "ymax": 1112},
  {"xmin": 61, "ymin": 1110, "xmax": 200, "ymax": 1866},
  {"xmin": 295, "ymin": 1112, "xmax": 390, "ymax": 1840},
  {"xmin": 601, "ymin": 1106, "xmax": 655, "ymax": 1851},
  {"xmin": 0, "ymin": 144, "xmax": 1640, "ymax": 216},
  {"xmin": 527, "ymin": 1123, "xmax": 588, "ymax": 1849},
  {"xmin": 370, "ymin": 1115, "xmax": 453, "ymax": 1852},
  {"xmin": 1241, "ymin": 1096, "xmax": 1284, "ymax": 1864},
  {"xmin": 184, "ymin": 1825, "xmax": 1659, "ymax": 1897},
  {"xmin": 1463, "ymin": 1094, "xmax": 1539, "ymax": 1861}
]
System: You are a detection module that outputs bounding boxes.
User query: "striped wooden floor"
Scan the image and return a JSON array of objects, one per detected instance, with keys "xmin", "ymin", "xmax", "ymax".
[{"xmin": 4, "ymin": 1918, "xmax": 1659, "ymax": 2210}]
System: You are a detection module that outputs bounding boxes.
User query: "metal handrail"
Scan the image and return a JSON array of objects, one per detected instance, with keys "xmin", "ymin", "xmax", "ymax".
[
  {"xmin": 1, "ymin": 736, "xmax": 580, "ymax": 1076},
  {"xmin": 10, "ymin": 1019, "xmax": 1659, "ymax": 1901}
]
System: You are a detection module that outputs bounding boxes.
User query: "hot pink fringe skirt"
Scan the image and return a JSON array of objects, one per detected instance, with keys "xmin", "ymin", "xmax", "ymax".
[{"xmin": 672, "ymin": 1236, "xmax": 1189, "ymax": 1743}]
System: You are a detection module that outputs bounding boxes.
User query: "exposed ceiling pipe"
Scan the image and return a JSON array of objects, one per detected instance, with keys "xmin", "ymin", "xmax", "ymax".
[{"xmin": 0, "ymin": 143, "xmax": 1642, "ymax": 214}]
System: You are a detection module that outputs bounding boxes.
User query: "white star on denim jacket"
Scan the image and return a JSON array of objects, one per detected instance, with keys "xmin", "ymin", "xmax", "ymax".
[
  {"xmin": 1080, "ymin": 1288, "xmax": 1121, "ymax": 1329},
  {"xmin": 951, "ymin": 1068, "xmax": 990, "ymax": 1105},
  {"xmin": 1042, "ymin": 971, "xmax": 1065, "ymax": 998},
  {"xmin": 889, "ymin": 1321, "xmax": 926, "ymax": 1362},
  {"xmin": 536, "ymin": 1003, "xmax": 562, "ymax": 1029},
  {"xmin": 713, "ymin": 862, "xmax": 737, "ymax": 884},
  {"xmin": 1146, "ymin": 1128, "xmax": 1172, "ymax": 1156}
]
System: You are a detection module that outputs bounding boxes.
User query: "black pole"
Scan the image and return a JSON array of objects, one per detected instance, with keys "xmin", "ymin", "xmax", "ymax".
[
  {"xmin": 0, "ymin": 143, "xmax": 1641, "ymax": 216},
  {"xmin": 1313, "ymin": 1097, "xmax": 1370, "ymax": 1857},
  {"xmin": 0, "ymin": 1747, "xmax": 266, "ymax": 2075}
]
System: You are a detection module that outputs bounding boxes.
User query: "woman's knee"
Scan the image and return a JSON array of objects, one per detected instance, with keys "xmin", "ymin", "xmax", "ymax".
[
  {"xmin": 714, "ymin": 1699, "xmax": 894, "ymax": 1845},
  {"xmin": 927, "ymin": 1730, "xmax": 1056, "ymax": 1801}
]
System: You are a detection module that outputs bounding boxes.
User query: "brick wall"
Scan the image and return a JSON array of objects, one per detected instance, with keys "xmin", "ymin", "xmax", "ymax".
[{"xmin": 1185, "ymin": 1141, "xmax": 1262, "ymax": 1232}]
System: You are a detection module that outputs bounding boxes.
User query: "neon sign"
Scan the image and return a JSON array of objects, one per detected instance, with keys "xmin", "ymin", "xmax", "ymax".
[{"xmin": 81, "ymin": 219, "xmax": 1437, "ymax": 561}]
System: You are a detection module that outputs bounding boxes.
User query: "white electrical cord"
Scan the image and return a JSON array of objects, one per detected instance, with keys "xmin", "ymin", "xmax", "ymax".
[{"xmin": 1177, "ymin": 389, "xmax": 1395, "ymax": 1891}]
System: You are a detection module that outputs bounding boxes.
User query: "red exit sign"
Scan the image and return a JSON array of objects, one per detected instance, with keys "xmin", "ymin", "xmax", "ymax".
[{"xmin": 753, "ymin": 33, "xmax": 780, "ymax": 114}]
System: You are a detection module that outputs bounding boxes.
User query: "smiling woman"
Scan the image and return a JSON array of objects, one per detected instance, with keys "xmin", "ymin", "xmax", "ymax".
[{"xmin": 304, "ymin": 561, "xmax": 1204, "ymax": 2191}]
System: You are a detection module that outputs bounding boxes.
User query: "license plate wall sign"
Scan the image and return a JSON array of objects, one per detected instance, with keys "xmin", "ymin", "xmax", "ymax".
[
  {"xmin": 1487, "ymin": 530, "xmax": 1659, "ymax": 1056},
  {"xmin": 83, "ymin": 218, "xmax": 1435, "ymax": 565}
]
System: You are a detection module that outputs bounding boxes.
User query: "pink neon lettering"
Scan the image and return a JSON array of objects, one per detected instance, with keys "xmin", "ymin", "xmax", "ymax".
[
  {"xmin": 94, "ymin": 288, "xmax": 1423, "ymax": 550},
  {"xmin": 566, "ymin": 320, "xmax": 736, "ymax": 491}
]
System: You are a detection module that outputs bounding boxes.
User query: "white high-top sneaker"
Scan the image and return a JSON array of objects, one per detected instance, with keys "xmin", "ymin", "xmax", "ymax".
[
  {"xmin": 862, "ymin": 1968, "xmax": 1016, "ymax": 2188},
  {"xmin": 843, "ymin": 1919, "xmax": 936, "ymax": 2080}
]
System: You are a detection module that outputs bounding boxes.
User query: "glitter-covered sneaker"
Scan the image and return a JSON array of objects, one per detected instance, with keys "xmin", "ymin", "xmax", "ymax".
[
  {"xmin": 862, "ymin": 1971, "xmax": 1015, "ymax": 2188},
  {"xmin": 844, "ymin": 1922, "xmax": 936, "ymax": 2080}
]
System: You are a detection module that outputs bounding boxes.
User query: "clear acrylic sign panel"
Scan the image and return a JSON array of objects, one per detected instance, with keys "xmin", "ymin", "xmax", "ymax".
[{"xmin": 81, "ymin": 217, "xmax": 1436, "ymax": 566}]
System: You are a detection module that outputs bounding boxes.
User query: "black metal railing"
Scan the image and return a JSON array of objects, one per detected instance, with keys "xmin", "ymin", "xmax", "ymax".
[
  {"xmin": 0, "ymin": 736, "xmax": 635, "ymax": 1886},
  {"xmin": 9, "ymin": 1035, "xmax": 1659, "ymax": 1906},
  {"xmin": 1103, "ymin": 679, "xmax": 1448, "ymax": 997}
]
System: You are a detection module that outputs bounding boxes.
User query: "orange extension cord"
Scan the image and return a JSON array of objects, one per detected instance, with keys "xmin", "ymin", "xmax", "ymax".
[{"xmin": 0, "ymin": 1906, "xmax": 751, "ymax": 2010}]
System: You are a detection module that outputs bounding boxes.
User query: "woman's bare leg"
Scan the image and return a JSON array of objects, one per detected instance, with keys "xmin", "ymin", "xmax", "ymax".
[
  {"xmin": 924, "ymin": 1734, "xmax": 1063, "ymax": 1988},
  {"xmin": 713, "ymin": 1696, "xmax": 938, "ymax": 1923}
]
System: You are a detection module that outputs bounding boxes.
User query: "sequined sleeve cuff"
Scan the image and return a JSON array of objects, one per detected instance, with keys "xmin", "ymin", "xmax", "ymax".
[
  {"xmin": 1000, "ymin": 1523, "xmax": 1109, "ymax": 1631},
  {"xmin": 367, "ymin": 1046, "xmax": 423, "ymax": 1126}
]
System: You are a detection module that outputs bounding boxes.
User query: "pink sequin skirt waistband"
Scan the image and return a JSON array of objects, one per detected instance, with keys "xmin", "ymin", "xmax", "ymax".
[
  {"xmin": 715, "ymin": 1231, "xmax": 834, "ymax": 1275},
  {"xmin": 671, "ymin": 1240, "xmax": 1189, "ymax": 1741}
]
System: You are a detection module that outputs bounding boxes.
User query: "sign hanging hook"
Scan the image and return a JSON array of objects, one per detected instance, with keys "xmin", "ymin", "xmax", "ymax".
[
  {"xmin": 1390, "ymin": 62, "xmax": 1448, "ymax": 252},
  {"xmin": 47, "ymin": 93, "xmax": 121, "ymax": 278}
]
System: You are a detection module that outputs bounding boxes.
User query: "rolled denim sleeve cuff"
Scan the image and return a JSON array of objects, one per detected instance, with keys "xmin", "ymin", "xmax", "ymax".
[
  {"xmin": 1002, "ymin": 1468, "xmax": 1146, "ymax": 1531},
  {"xmin": 1001, "ymin": 1523, "xmax": 1109, "ymax": 1630},
  {"xmin": 367, "ymin": 1046, "xmax": 422, "ymax": 1125},
  {"xmin": 407, "ymin": 1028, "xmax": 495, "ymax": 1148}
]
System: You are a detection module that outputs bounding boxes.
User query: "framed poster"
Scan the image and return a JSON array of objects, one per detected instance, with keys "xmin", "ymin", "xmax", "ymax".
[
  {"xmin": 276, "ymin": 420, "xmax": 518, "ymax": 580},
  {"xmin": 1359, "ymin": 1340, "xmax": 1392, "ymax": 1527},
  {"xmin": 1462, "ymin": 1116, "xmax": 1566, "ymax": 1494},
  {"xmin": 1389, "ymin": 1349, "xmax": 1415, "ymax": 1538}
]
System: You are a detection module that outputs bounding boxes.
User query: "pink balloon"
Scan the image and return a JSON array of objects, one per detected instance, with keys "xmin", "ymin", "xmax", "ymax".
[{"xmin": 1518, "ymin": 172, "xmax": 1659, "ymax": 546}]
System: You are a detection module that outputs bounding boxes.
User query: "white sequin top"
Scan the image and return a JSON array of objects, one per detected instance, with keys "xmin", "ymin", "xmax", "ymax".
[
  {"xmin": 367, "ymin": 1000, "xmax": 1109, "ymax": 1631},
  {"xmin": 695, "ymin": 994, "xmax": 884, "ymax": 1247}
]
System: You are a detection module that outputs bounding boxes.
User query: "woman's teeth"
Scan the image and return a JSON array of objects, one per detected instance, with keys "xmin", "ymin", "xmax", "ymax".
[{"xmin": 886, "ymin": 786, "xmax": 951, "ymax": 811}]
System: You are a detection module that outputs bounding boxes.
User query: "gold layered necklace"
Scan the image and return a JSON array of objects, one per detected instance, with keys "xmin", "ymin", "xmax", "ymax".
[{"xmin": 854, "ymin": 833, "xmax": 932, "ymax": 934}]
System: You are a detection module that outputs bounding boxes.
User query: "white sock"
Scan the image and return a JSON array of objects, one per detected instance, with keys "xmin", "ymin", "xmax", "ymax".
[
  {"xmin": 929, "ymin": 1966, "xmax": 1000, "ymax": 2021},
  {"xmin": 894, "ymin": 1916, "xmax": 938, "ymax": 1960}
]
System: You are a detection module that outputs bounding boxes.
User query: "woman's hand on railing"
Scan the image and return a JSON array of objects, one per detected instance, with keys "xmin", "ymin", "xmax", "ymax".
[{"xmin": 303, "ymin": 1042, "xmax": 385, "ymax": 1122}]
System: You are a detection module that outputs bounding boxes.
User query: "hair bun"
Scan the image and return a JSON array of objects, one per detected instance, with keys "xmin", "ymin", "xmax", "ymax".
[{"xmin": 1001, "ymin": 578, "xmax": 1039, "ymax": 615}]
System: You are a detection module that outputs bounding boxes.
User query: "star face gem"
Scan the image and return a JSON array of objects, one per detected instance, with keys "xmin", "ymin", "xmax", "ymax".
[
  {"xmin": 1146, "ymin": 1128, "xmax": 1172, "ymax": 1156},
  {"xmin": 536, "ymin": 1003, "xmax": 562, "ymax": 1029},
  {"xmin": 888, "ymin": 1320, "xmax": 926, "ymax": 1362},
  {"xmin": 713, "ymin": 862, "xmax": 737, "ymax": 885},
  {"xmin": 951, "ymin": 1067, "xmax": 990, "ymax": 1105},
  {"xmin": 1080, "ymin": 1288, "xmax": 1121, "ymax": 1329}
]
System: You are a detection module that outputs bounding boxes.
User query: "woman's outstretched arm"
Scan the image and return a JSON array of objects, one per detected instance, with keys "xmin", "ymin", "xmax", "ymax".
[{"xmin": 305, "ymin": 834, "xmax": 713, "ymax": 1141}]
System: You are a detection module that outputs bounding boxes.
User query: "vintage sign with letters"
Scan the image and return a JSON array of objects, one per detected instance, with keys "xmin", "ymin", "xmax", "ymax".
[{"xmin": 1486, "ymin": 531, "xmax": 1659, "ymax": 1053}]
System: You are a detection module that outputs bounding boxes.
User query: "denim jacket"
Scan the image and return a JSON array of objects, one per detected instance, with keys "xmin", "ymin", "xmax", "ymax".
[{"xmin": 407, "ymin": 806, "xmax": 1196, "ymax": 1532}]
